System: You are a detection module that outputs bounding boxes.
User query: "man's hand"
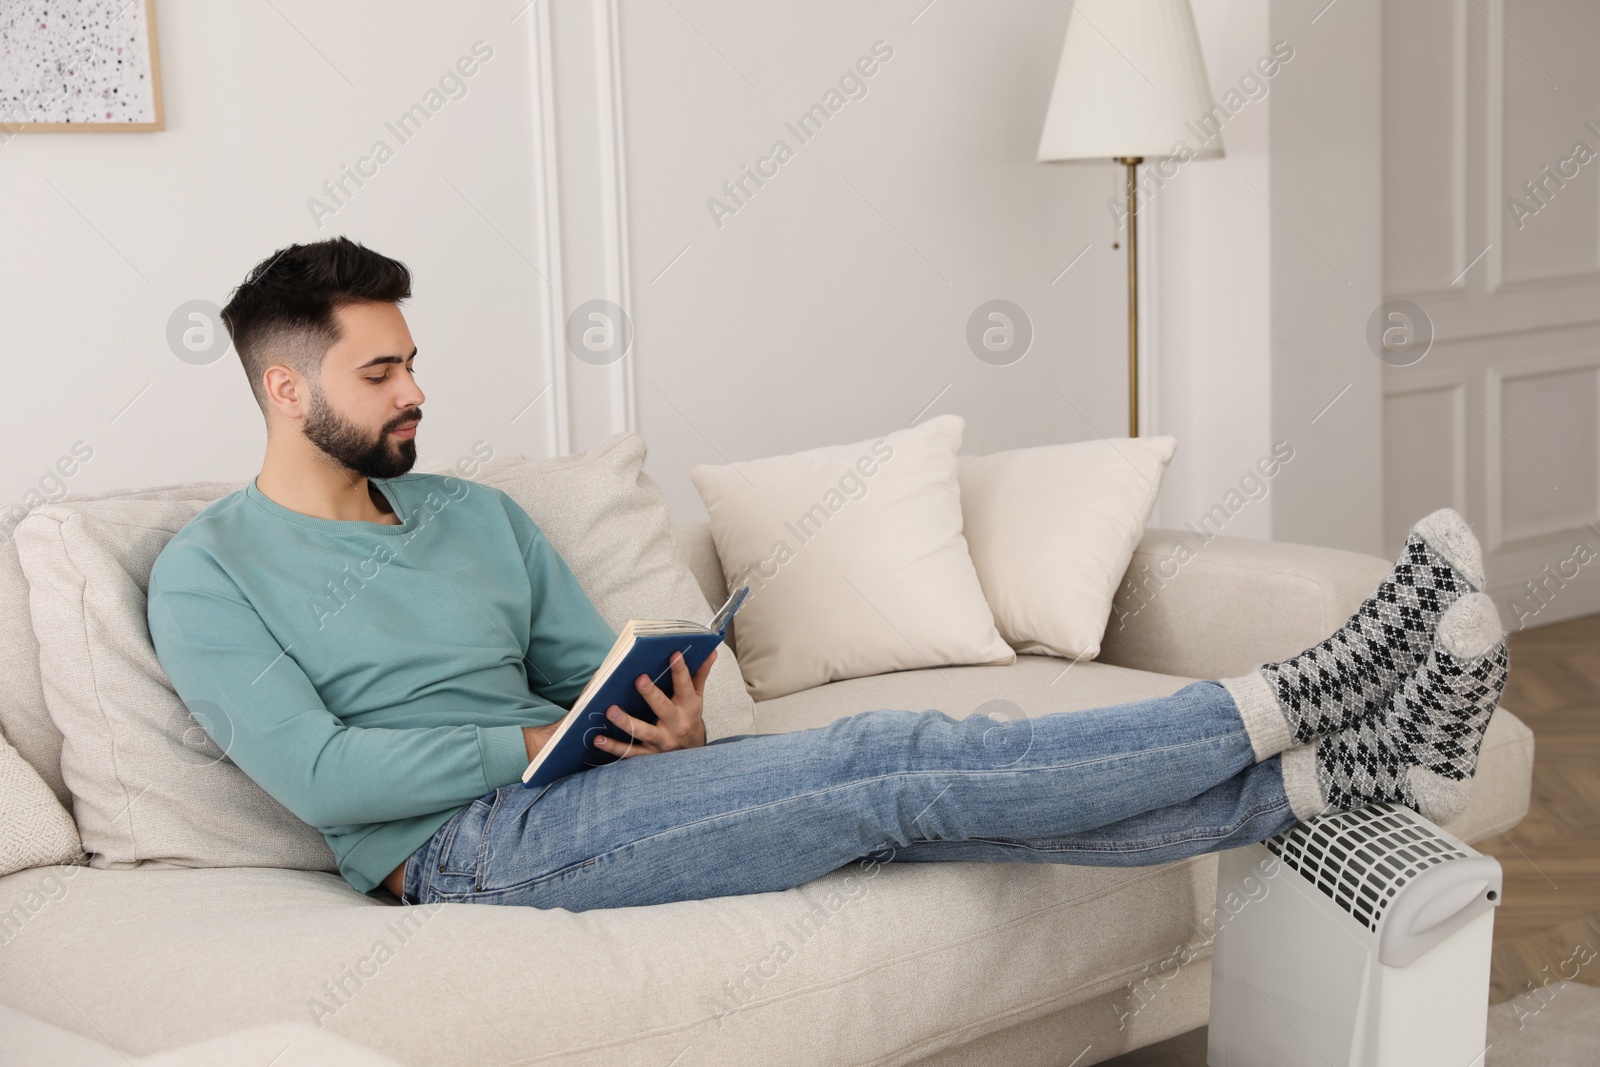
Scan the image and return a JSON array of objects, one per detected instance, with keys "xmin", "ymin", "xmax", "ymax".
[{"xmin": 596, "ymin": 648, "xmax": 717, "ymax": 758}]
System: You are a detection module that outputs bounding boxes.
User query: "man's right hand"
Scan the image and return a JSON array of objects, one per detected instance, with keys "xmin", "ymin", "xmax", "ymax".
[{"xmin": 522, "ymin": 722, "xmax": 560, "ymax": 761}]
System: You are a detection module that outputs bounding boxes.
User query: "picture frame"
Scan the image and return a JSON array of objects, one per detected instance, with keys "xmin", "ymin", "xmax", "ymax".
[{"xmin": 0, "ymin": 0, "xmax": 164, "ymax": 133}]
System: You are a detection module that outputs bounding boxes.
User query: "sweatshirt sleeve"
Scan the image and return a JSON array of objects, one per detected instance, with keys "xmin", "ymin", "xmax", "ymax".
[
  {"xmin": 146, "ymin": 547, "xmax": 529, "ymax": 829},
  {"xmin": 497, "ymin": 492, "xmax": 617, "ymax": 710}
]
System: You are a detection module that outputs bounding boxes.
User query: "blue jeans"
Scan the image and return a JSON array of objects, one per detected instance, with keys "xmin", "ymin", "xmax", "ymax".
[{"xmin": 398, "ymin": 681, "xmax": 1295, "ymax": 910}]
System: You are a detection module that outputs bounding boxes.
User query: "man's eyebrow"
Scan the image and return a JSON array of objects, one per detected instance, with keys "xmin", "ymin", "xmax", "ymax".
[{"xmin": 353, "ymin": 347, "xmax": 418, "ymax": 371}]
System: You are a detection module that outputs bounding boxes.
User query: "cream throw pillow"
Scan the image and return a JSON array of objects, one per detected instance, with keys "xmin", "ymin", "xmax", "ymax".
[
  {"xmin": 957, "ymin": 435, "xmax": 1177, "ymax": 661},
  {"xmin": 0, "ymin": 730, "xmax": 85, "ymax": 877},
  {"xmin": 690, "ymin": 414, "xmax": 1014, "ymax": 701}
]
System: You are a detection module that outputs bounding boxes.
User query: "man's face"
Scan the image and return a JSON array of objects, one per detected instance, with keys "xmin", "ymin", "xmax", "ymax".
[{"xmin": 301, "ymin": 301, "xmax": 425, "ymax": 480}]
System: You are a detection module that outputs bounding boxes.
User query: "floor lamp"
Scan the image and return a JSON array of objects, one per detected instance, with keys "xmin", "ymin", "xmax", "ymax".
[{"xmin": 1036, "ymin": 0, "xmax": 1223, "ymax": 438}]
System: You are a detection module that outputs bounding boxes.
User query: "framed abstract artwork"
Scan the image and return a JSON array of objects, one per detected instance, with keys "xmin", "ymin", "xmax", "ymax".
[{"xmin": 0, "ymin": 0, "xmax": 164, "ymax": 132}]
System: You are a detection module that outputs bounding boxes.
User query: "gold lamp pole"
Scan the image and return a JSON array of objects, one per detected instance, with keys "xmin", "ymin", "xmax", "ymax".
[
  {"xmin": 1119, "ymin": 156, "xmax": 1142, "ymax": 438},
  {"xmin": 1035, "ymin": 0, "xmax": 1223, "ymax": 442}
]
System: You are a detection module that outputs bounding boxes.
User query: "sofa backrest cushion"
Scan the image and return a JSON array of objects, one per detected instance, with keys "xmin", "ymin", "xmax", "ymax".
[{"xmin": 670, "ymin": 521, "xmax": 737, "ymax": 657}]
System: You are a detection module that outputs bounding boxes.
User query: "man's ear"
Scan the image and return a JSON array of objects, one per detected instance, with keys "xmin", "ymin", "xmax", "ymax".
[{"xmin": 263, "ymin": 365, "xmax": 308, "ymax": 421}]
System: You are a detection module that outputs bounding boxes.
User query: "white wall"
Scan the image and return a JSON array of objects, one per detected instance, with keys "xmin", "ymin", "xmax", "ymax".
[
  {"xmin": 599, "ymin": 0, "xmax": 1134, "ymax": 521},
  {"xmin": 1152, "ymin": 0, "xmax": 1276, "ymax": 542},
  {"xmin": 1383, "ymin": 0, "xmax": 1600, "ymax": 630},
  {"xmin": 1, "ymin": 0, "xmax": 560, "ymax": 524},
  {"xmin": 478, "ymin": 0, "xmax": 1390, "ymax": 544},
  {"xmin": 2, "ymin": 0, "xmax": 1390, "ymax": 556},
  {"xmin": 1267, "ymin": 0, "xmax": 1383, "ymax": 554},
  {"xmin": 1152, "ymin": 0, "xmax": 1383, "ymax": 556}
]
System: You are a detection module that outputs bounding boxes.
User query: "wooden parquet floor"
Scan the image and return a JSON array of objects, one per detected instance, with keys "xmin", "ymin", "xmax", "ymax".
[{"xmin": 1474, "ymin": 612, "xmax": 1600, "ymax": 1005}]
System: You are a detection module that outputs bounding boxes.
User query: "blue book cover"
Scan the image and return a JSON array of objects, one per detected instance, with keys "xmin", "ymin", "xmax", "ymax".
[{"xmin": 521, "ymin": 584, "xmax": 750, "ymax": 790}]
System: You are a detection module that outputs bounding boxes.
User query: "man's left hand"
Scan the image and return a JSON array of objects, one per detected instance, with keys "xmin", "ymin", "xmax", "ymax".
[{"xmin": 596, "ymin": 648, "xmax": 717, "ymax": 758}]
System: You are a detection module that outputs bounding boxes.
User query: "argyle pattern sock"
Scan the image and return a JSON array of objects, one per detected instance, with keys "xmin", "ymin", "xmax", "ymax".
[
  {"xmin": 1221, "ymin": 508, "xmax": 1485, "ymax": 761},
  {"xmin": 1377, "ymin": 591, "xmax": 1508, "ymax": 822},
  {"xmin": 1280, "ymin": 592, "xmax": 1509, "ymax": 824}
]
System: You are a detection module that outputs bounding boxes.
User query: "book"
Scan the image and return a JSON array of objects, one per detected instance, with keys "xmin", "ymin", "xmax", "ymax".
[{"xmin": 521, "ymin": 584, "xmax": 751, "ymax": 789}]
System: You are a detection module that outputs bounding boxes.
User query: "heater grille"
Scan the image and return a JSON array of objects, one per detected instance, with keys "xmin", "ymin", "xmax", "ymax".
[{"xmin": 1264, "ymin": 803, "xmax": 1471, "ymax": 932}]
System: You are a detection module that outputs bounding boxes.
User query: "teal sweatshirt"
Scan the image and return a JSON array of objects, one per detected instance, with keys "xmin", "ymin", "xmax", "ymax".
[{"xmin": 145, "ymin": 473, "xmax": 617, "ymax": 894}]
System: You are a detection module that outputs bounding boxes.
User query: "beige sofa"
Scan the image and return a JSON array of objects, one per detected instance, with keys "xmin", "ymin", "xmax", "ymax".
[{"xmin": 0, "ymin": 502, "xmax": 1534, "ymax": 1066}]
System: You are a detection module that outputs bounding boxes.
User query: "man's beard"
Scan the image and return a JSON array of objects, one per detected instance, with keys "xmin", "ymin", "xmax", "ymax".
[{"xmin": 302, "ymin": 385, "xmax": 419, "ymax": 480}]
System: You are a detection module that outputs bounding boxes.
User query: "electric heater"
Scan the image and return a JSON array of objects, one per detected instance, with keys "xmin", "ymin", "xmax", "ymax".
[{"xmin": 1207, "ymin": 803, "xmax": 1500, "ymax": 1066}]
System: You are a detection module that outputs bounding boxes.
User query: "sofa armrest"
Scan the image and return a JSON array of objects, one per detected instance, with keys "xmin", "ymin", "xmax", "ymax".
[{"xmin": 1097, "ymin": 528, "xmax": 1391, "ymax": 680}]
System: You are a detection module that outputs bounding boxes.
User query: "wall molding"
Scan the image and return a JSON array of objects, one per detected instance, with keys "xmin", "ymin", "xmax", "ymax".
[
  {"xmin": 1483, "ymin": 0, "xmax": 1506, "ymax": 295},
  {"xmin": 1446, "ymin": 0, "xmax": 1469, "ymax": 297},
  {"xmin": 1407, "ymin": 279, "xmax": 1600, "ymax": 342},
  {"xmin": 1484, "ymin": 351, "xmax": 1600, "ymax": 552},
  {"xmin": 1483, "ymin": 0, "xmax": 1600, "ymax": 294},
  {"xmin": 1490, "ymin": 561, "xmax": 1600, "ymax": 633},
  {"xmin": 527, "ymin": 0, "xmax": 570, "ymax": 455},
  {"xmin": 593, "ymin": 0, "xmax": 637, "ymax": 436}
]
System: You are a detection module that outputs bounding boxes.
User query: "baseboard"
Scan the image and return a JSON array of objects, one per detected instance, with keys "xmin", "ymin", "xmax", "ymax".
[{"xmin": 1490, "ymin": 567, "xmax": 1600, "ymax": 633}]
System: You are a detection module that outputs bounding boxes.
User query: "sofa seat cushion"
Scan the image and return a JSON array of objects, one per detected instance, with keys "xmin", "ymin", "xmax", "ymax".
[{"xmin": 0, "ymin": 856, "xmax": 1219, "ymax": 1067}]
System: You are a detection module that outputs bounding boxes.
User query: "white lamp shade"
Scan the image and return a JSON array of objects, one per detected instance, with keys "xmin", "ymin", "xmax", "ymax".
[{"xmin": 1037, "ymin": 0, "xmax": 1223, "ymax": 162}]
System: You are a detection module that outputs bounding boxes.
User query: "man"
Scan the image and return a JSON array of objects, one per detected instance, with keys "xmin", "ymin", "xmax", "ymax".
[{"xmin": 147, "ymin": 237, "xmax": 1510, "ymax": 910}]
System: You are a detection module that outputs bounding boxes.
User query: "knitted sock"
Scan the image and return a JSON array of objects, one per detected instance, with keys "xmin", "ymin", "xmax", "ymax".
[
  {"xmin": 1280, "ymin": 592, "xmax": 1509, "ymax": 824},
  {"xmin": 1380, "ymin": 591, "xmax": 1508, "ymax": 822},
  {"xmin": 1221, "ymin": 508, "xmax": 1484, "ymax": 761}
]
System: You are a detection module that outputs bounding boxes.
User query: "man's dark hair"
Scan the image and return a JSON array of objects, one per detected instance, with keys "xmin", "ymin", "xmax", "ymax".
[{"xmin": 221, "ymin": 237, "xmax": 412, "ymax": 413}]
